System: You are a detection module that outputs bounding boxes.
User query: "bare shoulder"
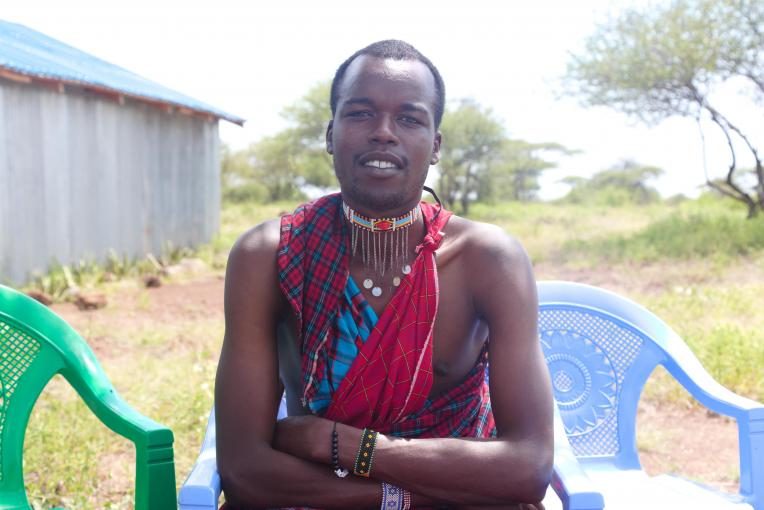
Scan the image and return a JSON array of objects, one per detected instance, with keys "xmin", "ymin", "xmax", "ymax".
[
  {"xmin": 444, "ymin": 215, "xmax": 531, "ymax": 273},
  {"xmin": 225, "ymin": 217, "xmax": 283, "ymax": 286},
  {"xmin": 229, "ymin": 217, "xmax": 282, "ymax": 265},
  {"xmin": 224, "ymin": 217, "xmax": 285, "ymax": 320},
  {"xmin": 443, "ymin": 215, "xmax": 536, "ymax": 317}
]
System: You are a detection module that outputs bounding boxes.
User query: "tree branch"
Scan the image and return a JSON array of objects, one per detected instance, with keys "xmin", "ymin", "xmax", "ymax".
[{"xmin": 707, "ymin": 112, "xmax": 758, "ymax": 217}]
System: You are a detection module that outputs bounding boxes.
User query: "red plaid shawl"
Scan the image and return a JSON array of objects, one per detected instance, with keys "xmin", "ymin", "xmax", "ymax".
[{"xmin": 278, "ymin": 194, "xmax": 495, "ymax": 438}]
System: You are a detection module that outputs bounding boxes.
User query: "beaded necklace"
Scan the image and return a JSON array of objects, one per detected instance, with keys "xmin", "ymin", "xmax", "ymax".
[{"xmin": 342, "ymin": 201, "xmax": 420, "ymax": 297}]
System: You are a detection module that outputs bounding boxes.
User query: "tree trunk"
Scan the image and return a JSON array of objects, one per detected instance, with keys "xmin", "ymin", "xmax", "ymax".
[
  {"xmin": 461, "ymin": 164, "xmax": 474, "ymax": 215},
  {"xmin": 705, "ymin": 108, "xmax": 760, "ymax": 218}
]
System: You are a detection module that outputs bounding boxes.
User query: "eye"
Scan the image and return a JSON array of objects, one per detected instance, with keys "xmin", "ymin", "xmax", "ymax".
[
  {"xmin": 398, "ymin": 113, "xmax": 427, "ymax": 127},
  {"xmin": 346, "ymin": 110, "xmax": 372, "ymax": 119},
  {"xmin": 399, "ymin": 115, "xmax": 422, "ymax": 125}
]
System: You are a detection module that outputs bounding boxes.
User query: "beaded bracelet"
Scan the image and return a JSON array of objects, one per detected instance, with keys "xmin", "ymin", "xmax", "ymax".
[
  {"xmin": 353, "ymin": 428, "xmax": 378, "ymax": 477},
  {"xmin": 331, "ymin": 422, "xmax": 349, "ymax": 478},
  {"xmin": 380, "ymin": 481, "xmax": 411, "ymax": 510}
]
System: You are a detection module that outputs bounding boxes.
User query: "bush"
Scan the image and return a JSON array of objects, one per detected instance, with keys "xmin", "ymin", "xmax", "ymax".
[
  {"xmin": 222, "ymin": 182, "xmax": 269, "ymax": 204},
  {"xmin": 567, "ymin": 212, "xmax": 764, "ymax": 262}
]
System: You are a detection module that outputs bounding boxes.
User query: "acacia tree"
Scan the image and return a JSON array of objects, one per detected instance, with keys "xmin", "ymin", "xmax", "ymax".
[
  {"xmin": 222, "ymin": 82, "xmax": 335, "ymax": 202},
  {"xmin": 438, "ymin": 100, "xmax": 569, "ymax": 213},
  {"xmin": 566, "ymin": 0, "xmax": 764, "ymax": 217},
  {"xmin": 484, "ymin": 140, "xmax": 572, "ymax": 202},
  {"xmin": 437, "ymin": 100, "xmax": 506, "ymax": 214},
  {"xmin": 560, "ymin": 160, "xmax": 664, "ymax": 205}
]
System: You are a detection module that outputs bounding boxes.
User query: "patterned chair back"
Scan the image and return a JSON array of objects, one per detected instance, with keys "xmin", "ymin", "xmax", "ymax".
[{"xmin": 538, "ymin": 281, "xmax": 667, "ymax": 469}]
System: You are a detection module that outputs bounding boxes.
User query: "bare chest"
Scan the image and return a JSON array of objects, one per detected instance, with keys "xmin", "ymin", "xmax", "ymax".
[{"xmin": 348, "ymin": 258, "xmax": 488, "ymax": 399}]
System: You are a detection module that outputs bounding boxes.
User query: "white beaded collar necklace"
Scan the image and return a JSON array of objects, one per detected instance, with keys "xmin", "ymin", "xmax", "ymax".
[{"xmin": 342, "ymin": 202, "xmax": 421, "ymax": 297}]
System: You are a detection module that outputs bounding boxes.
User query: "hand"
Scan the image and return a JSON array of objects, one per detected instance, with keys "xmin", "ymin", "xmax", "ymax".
[{"xmin": 272, "ymin": 415, "xmax": 331, "ymax": 463}]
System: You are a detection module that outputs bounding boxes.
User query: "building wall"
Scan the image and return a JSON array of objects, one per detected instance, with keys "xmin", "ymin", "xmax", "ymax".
[{"xmin": 0, "ymin": 80, "xmax": 221, "ymax": 284}]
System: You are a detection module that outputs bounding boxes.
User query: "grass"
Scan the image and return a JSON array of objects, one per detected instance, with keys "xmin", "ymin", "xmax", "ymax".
[
  {"xmin": 567, "ymin": 211, "xmax": 764, "ymax": 263},
  {"xmin": 24, "ymin": 309, "xmax": 223, "ymax": 508},
  {"xmin": 639, "ymin": 283, "xmax": 764, "ymax": 404},
  {"xmin": 15, "ymin": 195, "xmax": 764, "ymax": 507},
  {"xmin": 22, "ymin": 201, "xmax": 293, "ymax": 301}
]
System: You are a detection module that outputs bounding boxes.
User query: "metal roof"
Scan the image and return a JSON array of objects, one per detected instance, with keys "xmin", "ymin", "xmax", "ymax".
[{"xmin": 0, "ymin": 19, "xmax": 244, "ymax": 125}]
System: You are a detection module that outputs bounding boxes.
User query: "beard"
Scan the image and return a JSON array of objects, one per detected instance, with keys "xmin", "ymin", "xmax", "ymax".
[
  {"xmin": 336, "ymin": 164, "xmax": 429, "ymax": 215},
  {"xmin": 345, "ymin": 182, "xmax": 410, "ymax": 212}
]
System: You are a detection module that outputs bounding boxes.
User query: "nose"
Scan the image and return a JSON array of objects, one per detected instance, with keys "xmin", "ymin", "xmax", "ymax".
[{"xmin": 369, "ymin": 114, "xmax": 399, "ymax": 145}]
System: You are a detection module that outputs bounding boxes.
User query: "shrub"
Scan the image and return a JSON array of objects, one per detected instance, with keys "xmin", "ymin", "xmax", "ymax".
[{"xmin": 567, "ymin": 212, "xmax": 764, "ymax": 262}]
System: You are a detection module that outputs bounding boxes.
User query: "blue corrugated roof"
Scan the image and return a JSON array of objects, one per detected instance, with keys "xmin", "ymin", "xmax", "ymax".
[{"xmin": 0, "ymin": 19, "xmax": 244, "ymax": 125}]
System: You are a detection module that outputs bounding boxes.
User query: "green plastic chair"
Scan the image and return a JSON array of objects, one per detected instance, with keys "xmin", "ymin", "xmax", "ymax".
[{"xmin": 0, "ymin": 284, "xmax": 177, "ymax": 509}]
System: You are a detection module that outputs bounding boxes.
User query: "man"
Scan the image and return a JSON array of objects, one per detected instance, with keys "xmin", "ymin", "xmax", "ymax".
[{"xmin": 215, "ymin": 40, "xmax": 553, "ymax": 509}]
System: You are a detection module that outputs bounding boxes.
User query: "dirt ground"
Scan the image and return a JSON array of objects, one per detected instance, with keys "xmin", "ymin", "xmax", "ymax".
[{"xmin": 51, "ymin": 274, "xmax": 742, "ymax": 495}]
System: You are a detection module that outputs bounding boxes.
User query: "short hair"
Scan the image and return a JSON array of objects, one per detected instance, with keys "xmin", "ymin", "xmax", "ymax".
[{"xmin": 330, "ymin": 40, "xmax": 446, "ymax": 128}]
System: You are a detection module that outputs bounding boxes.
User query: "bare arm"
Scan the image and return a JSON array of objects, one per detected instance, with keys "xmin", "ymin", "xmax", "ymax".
[
  {"xmin": 273, "ymin": 224, "xmax": 554, "ymax": 506},
  {"xmin": 215, "ymin": 219, "xmax": 384, "ymax": 509}
]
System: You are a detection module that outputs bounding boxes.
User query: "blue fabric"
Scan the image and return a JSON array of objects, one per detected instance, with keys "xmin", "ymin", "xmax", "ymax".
[{"xmin": 308, "ymin": 277, "xmax": 378, "ymax": 413}]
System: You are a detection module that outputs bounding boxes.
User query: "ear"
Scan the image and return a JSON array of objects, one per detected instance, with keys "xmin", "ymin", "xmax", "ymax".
[
  {"xmin": 325, "ymin": 120, "xmax": 334, "ymax": 154},
  {"xmin": 430, "ymin": 131, "xmax": 441, "ymax": 165}
]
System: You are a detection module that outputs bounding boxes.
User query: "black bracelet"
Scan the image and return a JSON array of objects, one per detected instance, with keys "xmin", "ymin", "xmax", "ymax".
[
  {"xmin": 332, "ymin": 422, "xmax": 349, "ymax": 478},
  {"xmin": 353, "ymin": 428, "xmax": 378, "ymax": 477}
]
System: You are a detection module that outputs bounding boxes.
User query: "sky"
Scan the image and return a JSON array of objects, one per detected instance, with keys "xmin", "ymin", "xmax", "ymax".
[{"xmin": 5, "ymin": 0, "xmax": 763, "ymax": 199}]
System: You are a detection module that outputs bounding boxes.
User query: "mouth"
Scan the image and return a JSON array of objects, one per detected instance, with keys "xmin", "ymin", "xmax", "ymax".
[
  {"xmin": 358, "ymin": 152, "xmax": 405, "ymax": 171},
  {"xmin": 364, "ymin": 159, "xmax": 399, "ymax": 169}
]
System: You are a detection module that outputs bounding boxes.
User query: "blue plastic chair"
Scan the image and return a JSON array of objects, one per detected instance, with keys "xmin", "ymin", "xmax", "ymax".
[
  {"xmin": 538, "ymin": 281, "xmax": 763, "ymax": 509},
  {"xmin": 181, "ymin": 280, "xmax": 763, "ymax": 509}
]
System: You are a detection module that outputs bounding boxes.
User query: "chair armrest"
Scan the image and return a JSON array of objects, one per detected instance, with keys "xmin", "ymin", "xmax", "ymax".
[
  {"xmin": 179, "ymin": 452, "xmax": 221, "ymax": 510},
  {"xmin": 180, "ymin": 408, "xmax": 221, "ymax": 510},
  {"xmin": 83, "ymin": 388, "xmax": 174, "ymax": 446},
  {"xmin": 552, "ymin": 406, "xmax": 604, "ymax": 510},
  {"xmin": 737, "ymin": 411, "xmax": 764, "ymax": 510},
  {"xmin": 76, "ymin": 388, "xmax": 176, "ymax": 510},
  {"xmin": 661, "ymin": 333, "xmax": 763, "ymax": 418},
  {"xmin": 662, "ymin": 334, "xmax": 764, "ymax": 508}
]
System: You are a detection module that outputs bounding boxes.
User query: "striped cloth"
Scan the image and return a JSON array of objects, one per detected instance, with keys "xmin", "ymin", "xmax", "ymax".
[
  {"xmin": 309, "ymin": 276, "xmax": 377, "ymax": 414},
  {"xmin": 277, "ymin": 194, "xmax": 495, "ymax": 438}
]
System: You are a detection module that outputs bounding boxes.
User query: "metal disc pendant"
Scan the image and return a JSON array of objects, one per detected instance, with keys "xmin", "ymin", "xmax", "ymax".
[
  {"xmin": 371, "ymin": 286, "xmax": 382, "ymax": 297},
  {"xmin": 363, "ymin": 278, "xmax": 373, "ymax": 289},
  {"xmin": 402, "ymin": 264, "xmax": 411, "ymax": 275},
  {"xmin": 393, "ymin": 276, "xmax": 401, "ymax": 286}
]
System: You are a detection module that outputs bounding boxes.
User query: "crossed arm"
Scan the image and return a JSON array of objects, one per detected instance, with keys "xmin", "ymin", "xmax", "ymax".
[{"xmin": 215, "ymin": 219, "xmax": 553, "ymax": 509}]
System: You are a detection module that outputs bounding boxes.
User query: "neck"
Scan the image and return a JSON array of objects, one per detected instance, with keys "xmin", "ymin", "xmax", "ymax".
[
  {"xmin": 339, "ymin": 195, "xmax": 423, "ymax": 219},
  {"xmin": 342, "ymin": 202, "xmax": 421, "ymax": 232},
  {"xmin": 342, "ymin": 200, "xmax": 424, "ymax": 297}
]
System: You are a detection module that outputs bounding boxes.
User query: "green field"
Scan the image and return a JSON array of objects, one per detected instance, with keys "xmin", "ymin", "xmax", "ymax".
[{"xmin": 19, "ymin": 197, "xmax": 764, "ymax": 508}]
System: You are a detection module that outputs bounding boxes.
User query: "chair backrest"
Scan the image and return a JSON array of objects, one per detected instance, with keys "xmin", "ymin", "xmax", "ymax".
[
  {"xmin": 538, "ymin": 281, "xmax": 674, "ymax": 470},
  {"xmin": 0, "ymin": 284, "xmax": 166, "ymax": 508}
]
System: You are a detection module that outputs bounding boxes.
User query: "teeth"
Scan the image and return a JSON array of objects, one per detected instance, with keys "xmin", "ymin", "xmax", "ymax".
[{"xmin": 364, "ymin": 160, "xmax": 397, "ymax": 169}]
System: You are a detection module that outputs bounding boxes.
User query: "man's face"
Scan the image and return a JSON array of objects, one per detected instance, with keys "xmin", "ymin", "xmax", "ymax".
[{"xmin": 327, "ymin": 55, "xmax": 441, "ymax": 216}]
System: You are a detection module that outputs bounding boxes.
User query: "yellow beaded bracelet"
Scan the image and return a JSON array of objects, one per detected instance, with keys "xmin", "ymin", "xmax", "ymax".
[{"xmin": 353, "ymin": 428, "xmax": 378, "ymax": 477}]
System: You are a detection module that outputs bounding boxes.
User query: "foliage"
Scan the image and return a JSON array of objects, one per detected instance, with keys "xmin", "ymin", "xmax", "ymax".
[
  {"xmin": 565, "ymin": 207, "xmax": 764, "ymax": 263},
  {"xmin": 438, "ymin": 99, "xmax": 571, "ymax": 213},
  {"xmin": 488, "ymin": 140, "xmax": 572, "ymax": 202},
  {"xmin": 565, "ymin": 0, "xmax": 764, "ymax": 217},
  {"xmin": 221, "ymin": 82, "xmax": 335, "ymax": 203},
  {"xmin": 560, "ymin": 160, "xmax": 664, "ymax": 206},
  {"xmin": 437, "ymin": 99, "xmax": 505, "ymax": 213},
  {"xmin": 643, "ymin": 286, "xmax": 764, "ymax": 406},
  {"xmin": 222, "ymin": 181, "xmax": 269, "ymax": 204}
]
